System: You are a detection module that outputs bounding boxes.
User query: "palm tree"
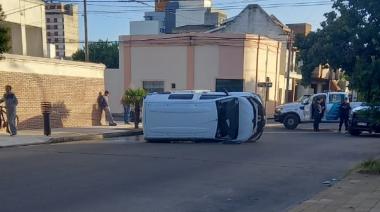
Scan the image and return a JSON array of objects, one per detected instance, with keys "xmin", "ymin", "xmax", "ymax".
[{"xmin": 121, "ymin": 88, "xmax": 147, "ymax": 129}]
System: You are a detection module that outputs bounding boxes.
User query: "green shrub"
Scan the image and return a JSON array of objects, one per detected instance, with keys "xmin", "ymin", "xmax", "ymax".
[{"xmin": 357, "ymin": 159, "xmax": 380, "ymax": 175}]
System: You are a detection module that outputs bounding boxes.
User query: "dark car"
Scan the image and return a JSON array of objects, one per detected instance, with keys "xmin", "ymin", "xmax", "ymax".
[{"xmin": 349, "ymin": 105, "xmax": 380, "ymax": 136}]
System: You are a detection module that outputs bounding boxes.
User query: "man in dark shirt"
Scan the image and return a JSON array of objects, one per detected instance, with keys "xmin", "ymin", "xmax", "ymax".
[
  {"xmin": 313, "ymin": 98, "xmax": 322, "ymax": 132},
  {"xmin": 98, "ymin": 91, "xmax": 117, "ymax": 126},
  {"xmin": 339, "ymin": 97, "xmax": 351, "ymax": 132},
  {"xmin": 0, "ymin": 85, "xmax": 18, "ymax": 136}
]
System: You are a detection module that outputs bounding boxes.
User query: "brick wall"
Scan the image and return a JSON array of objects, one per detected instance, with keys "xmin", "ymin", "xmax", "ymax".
[{"xmin": 0, "ymin": 54, "xmax": 105, "ymax": 130}]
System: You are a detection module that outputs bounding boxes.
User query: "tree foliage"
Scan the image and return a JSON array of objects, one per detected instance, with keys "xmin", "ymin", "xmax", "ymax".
[
  {"xmin": 0, "ymin": 5, "xmax": 11, "ymax": 54},
  {"xmin": 121, "ymin": 88, "xmax": 147, "ymax": 129},
  {"xmin": 72, "ymin": 40, "xmax": 119, "ymax": 68},
  {"xmin": 296, "ymin": 0, "xmax": 380, "ymax": 102}
]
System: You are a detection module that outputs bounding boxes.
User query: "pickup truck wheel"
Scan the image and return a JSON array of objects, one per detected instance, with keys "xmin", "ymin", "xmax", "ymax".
[
  {"xmin": 349, "ymin": 129, "xmax": 362, "ymax": 136},
  {"xmin": 283, "ymin": 114, "xmax": 299, "ymax": 130}
]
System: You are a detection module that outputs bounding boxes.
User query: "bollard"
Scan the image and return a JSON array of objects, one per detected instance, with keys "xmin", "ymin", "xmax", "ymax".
[{"xmin": 41, "ymin": 102, "xmax": 52, "ymax": 136}]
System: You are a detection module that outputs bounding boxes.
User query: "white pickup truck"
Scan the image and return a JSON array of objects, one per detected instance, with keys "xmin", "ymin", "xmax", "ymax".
[{"xmin": 274, "ymin": 92, "xmax": 363, "ymax": 129}]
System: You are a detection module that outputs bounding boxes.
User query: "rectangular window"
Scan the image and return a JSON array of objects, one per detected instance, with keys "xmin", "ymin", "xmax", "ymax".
[
  {"xmin": 329, "ymin": 94, "xmax": 344, "ymax": 104},
  {"xmin": 55, "ymin": 45, "xmax": 59, "ymax": 49},
  {"xmin": 54, "ymin": 31, "xmax": 58, "ymax": 36},
  {"xmin": 47, "ymin": 32, "xmax": 51, "ymax": 36},
  {"xmin": 54, "ymin": 18, "xmax": 57, "ymax": 22},
  {"xmin": 54, "ymin": 38, "xmax": 59, "ymax": 43},
  {"xmin": 46, "ymin": 18, "xmax": 50, "ymax": 23},
  {"xmin": 168, "ymin": 94, "xmax": 193, "ymax": 100},
  {"xmin": 143, "ymin": 81, "xmax": 164, "ymax": 93},
  {"xmin": 47, "ymin": 25, "xmax": 51, "ymax": 29},
  {"xmin": 54, "ymin": 25, "xmax": 58, "ymax": 29},
  {"xmin": 215, "ymin": 79, "xmax": 244, "ymax": 92}
]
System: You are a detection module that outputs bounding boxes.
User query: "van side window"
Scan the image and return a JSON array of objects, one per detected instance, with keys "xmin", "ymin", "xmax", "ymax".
[
  {"xmin": 168, "ymin": 94, "xmax": 194, "ymax": 100},
  {"xmin": 329, "ymin": 94, "xmax": 344, "ymax": 104},
  {"xmin": 200, "ymin": 95, "xmax": 226, "ymax": 100}
]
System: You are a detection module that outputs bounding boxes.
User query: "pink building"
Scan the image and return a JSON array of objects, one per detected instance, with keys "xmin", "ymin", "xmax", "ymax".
[{"xmin": 119, "ymin": 33, "xmax": 288, "ymax": 115}]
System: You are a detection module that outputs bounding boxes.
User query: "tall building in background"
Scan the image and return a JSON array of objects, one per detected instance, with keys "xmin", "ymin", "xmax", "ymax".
[
  {"xmin": 155, "ymin": 0, "xmax": 171, "ymax": 12},
  {"xmin": 45, "ymin": 3, "xmax": 79, "ymax": 58},
  {"xmin": 130, "ymin": 0, "xmax": 226, "ymax": 35}
]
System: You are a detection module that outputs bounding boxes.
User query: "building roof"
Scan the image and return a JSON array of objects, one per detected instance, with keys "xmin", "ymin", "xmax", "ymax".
[
  {"xmin": 207, "ymin": 4, "xmax": 291, "ymax": 33},
  {"xmin": 172, "ymin": 25, "xmax": 216, "ymax": 34}
]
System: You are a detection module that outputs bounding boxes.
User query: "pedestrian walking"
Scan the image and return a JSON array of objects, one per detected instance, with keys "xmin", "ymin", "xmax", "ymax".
[
  {"xmin": 98, "ymin": 90, "xmax": 117, "ymax": 126},
  {"xmin": 0, "ymin": 85, "xmax": 18, "ymax": 136},
  {"xmin": 313, "ymin": 98, "xmax": 322, "ymax": 132},
  {"xmin": 339, "ymin": 97, "xmax": 351, "ymax": 132}
]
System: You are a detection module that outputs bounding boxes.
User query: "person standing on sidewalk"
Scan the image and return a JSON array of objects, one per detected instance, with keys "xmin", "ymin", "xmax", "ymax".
[
  {"xmin": 121, "ymin": 100, "xmax": 130, "ymax": 124},
  {"xmin": 339, "ymin": 97, "xmax": 351, "ymax": 132},
  {"xmin": 99, "ymin": 91, "xmax": 117, "ymax": 126},
  {"xmin": 0, "ymin": 85, "xmax": 18, "ymax": 136},
  {"xmin": 313, "ymin": 98, "xmax": 322, "ymax": 132}
]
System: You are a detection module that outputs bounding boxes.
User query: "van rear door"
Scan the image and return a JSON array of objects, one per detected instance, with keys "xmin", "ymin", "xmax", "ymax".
[{"xmin": 215, "ymin": 97, "xmax": 239, "ymax": 140}]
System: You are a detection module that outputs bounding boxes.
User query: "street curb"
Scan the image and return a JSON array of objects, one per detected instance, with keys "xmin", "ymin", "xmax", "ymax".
[
  {"xmin": 0, "ymin": 129, "xmax": 143, "ymax": 148},
  {"xmin": 48, "ymin": 129, "xmax": 144, "ymax": 144}
]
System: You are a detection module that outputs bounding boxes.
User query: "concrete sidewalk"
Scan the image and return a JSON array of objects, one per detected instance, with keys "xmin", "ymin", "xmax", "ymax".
[
  {"xmin": 0, "ymin": 122, "xmax": 143, "ymax": 148},
  {"xmin": 289, "ymin": 172, "xmax": 380, "ymax": 212}
]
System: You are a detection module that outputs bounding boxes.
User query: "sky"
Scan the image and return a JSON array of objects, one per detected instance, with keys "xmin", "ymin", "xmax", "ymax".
[{"xmin": 75, "ymin": 0, "xmax": 334, "ymax": 42}]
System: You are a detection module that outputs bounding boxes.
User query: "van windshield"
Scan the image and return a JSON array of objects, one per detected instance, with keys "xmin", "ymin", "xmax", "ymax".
[{"xmin": 215, "ymin": 98, "xmax": 239, "ymax": 140}]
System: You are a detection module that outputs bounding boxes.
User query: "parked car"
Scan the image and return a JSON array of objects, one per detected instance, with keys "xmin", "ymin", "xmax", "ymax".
[
  {"xmin": 349, "ymin": 104, "xmax": 380, "ymax": 136},
  {"xmin": 274, "ymin": 92, "xmax": 363, "ymax": 129},
  {"xmin": 143, "ymin": 91, "xmax": 265, "ymax": 143}
]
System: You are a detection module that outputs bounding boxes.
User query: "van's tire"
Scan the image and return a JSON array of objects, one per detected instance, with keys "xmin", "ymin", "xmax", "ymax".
[
  {"xmin": 248, "ymin": 130, "xmax": 264, "ymax": 143},
  {"xmin": 349, "ymin": 129, "xmax": 362, "ymax": 136},
  {"xmin": 283, "ymin": 114, "xmax": 300, "ymax": 130}
]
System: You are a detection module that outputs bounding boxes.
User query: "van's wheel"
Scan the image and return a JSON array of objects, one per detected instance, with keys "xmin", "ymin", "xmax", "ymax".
[
  {"xmin": 283, "ymin": 114, "xmax": 299, "ymax": 130},
  {"xmin": 248, "ymin": 130, "xmax": 263, "ymax": 143}
]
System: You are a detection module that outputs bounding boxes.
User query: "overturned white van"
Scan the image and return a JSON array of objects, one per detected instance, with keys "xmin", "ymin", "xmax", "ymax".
[{"xmin": 143, "ymin": 91, "xmax": 265, "ymax": 143}]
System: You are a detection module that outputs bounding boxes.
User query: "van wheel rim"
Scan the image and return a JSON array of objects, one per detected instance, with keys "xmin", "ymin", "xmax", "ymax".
[{"xmin": 288, "ymin": 119, "xmax": 294, "ymax": 125}]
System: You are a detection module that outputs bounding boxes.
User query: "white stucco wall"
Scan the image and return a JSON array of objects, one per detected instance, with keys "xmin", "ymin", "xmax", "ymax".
[
  {"xmin": 194, "ymin": 45, "xmax": 219, "ymax": 90},
  {"xmin": 130, "ymin": 21, "xmax": 161, "ymax": 35},
  {"xmin": 176, "ymin": 9, "xmax": 207, "ymax": 27},
  {"xmin": 0, "ymin": 54, "xmax": 104, "ymax": 78},
  {"xmin": 104, "ymin": 69, "xmax": 124, "ymax": 114},
  {"xmin": 130, "ymin": 46, "xmax": 188, "ymax": 91},
  {"xmin": 178, "ymin": 0, "xmax": 212, "ymax": 8}
]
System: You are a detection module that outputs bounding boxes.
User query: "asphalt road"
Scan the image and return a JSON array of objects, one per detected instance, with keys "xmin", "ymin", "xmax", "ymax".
[{"xmin": 1, "ymin": 124, "xmax": 380, "ymax": 212}]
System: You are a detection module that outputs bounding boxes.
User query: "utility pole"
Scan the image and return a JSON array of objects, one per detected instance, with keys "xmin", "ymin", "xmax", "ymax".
[
  {"xmin": 285, "ymin": 31, "xmax": 294, "ymax": 103},
  {"xmin": 84, "ymin": 0, "xmax": 89, "ymax": 62}
]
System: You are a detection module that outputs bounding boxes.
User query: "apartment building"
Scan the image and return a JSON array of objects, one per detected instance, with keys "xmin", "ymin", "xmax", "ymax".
[
  {"xmin": 130, "ymin": 0, "xmax": 226, "ymax": 35},
  {"xmin": 45, "ymin": 3, "xmax": 79, "ymax": 58},
  {"xmin": 0, "ymin": 0, "xmax": 47, "ymax": 57}
]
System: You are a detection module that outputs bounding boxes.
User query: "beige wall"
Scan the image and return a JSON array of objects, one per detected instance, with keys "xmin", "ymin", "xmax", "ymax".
[
  {"xmin": 25, "ymin": 25, "xmax": 44, "ymax": 57},
  {"xmin": 104, "ymin": 69, "xmax": 124, "ymax": 114},
  {"xmin": 1, "ymin": 0, "xmax": 47, "ymax": 57},
  {"xmin": 194, "ymin": 45, "xmax": 219, "ymax": 90},
  {"xmin": 130, "ymin": 46, "xmax": 188, "ymax": 91}
]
